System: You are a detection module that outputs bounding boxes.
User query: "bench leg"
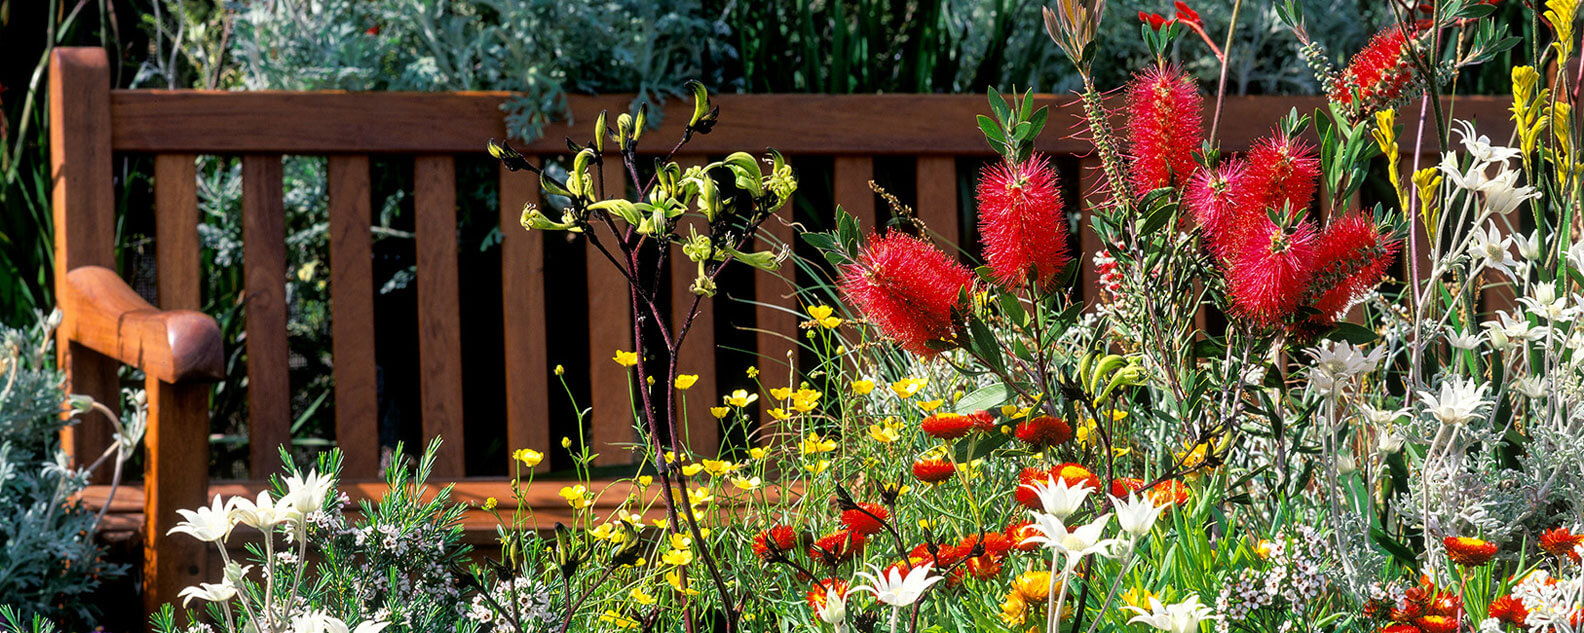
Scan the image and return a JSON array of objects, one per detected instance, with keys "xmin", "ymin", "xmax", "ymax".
[{"xmin": 143, "ymin": 378, "xmax": 210, "ymax": 617}]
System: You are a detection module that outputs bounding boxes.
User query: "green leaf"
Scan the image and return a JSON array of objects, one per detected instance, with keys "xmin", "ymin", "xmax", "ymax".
[
  {"xmin": 955, "ymin": 384, "xmax": 1011, "ymax": 414},
  {"xmin": 977, "ymin": 115, "xmax": 1006, "ymax": 152},
  {"xmin": 987, "ymin": 87, "xmax": 1011, "ymax": 125},
  {"xmin": 1372, "ymin": 528, "xmax": 1421, "ymax": 572}
]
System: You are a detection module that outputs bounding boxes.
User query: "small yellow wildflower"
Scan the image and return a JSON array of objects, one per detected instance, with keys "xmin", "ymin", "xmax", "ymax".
[
  {"xmin": 630, "ymin": 588, "xmax": 656, "ymax": 606},
  {"xmin": 804, "ymin": 459, "xmax": 831, "ymax": 476},
  {"xmin": 748, "ymin": 447, "xmax": 767, "ymax": 460},
  {"xmin": 637, "ymin": 475, "xmax": 653, "ymax": 487},
  {"xmin": 890, "ymin": 377, "xmax": 926, "ymax": 399},
  {"xmin": 746, "ymin": 366, "xmax": 759, "ymax": 378},
  {"xmin": 724, "ymin": 389, "xmax": 758, "ymax": 407},
  {"xmin": 554, "ymin": 364, "xmax": 565, "ymax": 376},
  {"xmin": 709, "ymin": 406, "xmax": 731, "ymax": 419},
  {"xmin": 682, "ymin": 463, "xmax": 705, "ymax": 477},
  {"xmin": 867, "ymin": 418, "xmax": 902, "ymax": 444},
  {"xmin": 613, "ymin": 350, "xmax": 639, "ymax": 367},
  {"xmin": 801, "ymin": 432, "xmax": 837, "ymax": 455},
  {"xmin": 851, "ymin": 379, "xmax": 875, "ymax": 395},
  {"xmin": 666, "ymin": 570, "xmax": 698, "ymax": 595},
  {"xmin": 790, "ymin": 389, "xmax": 822, "ymax": 412},
  {"xmin": 767, "ymin": 407, "xmax": 791, "ymax": 420},
  {"xmin": 770, "ymin": 387, "xmax": 793, "ymax": 400},
  {"xmin": 558, "ymin": 485, "xmax": 591, "ymax": 510},
  {"xmin": 674, "ymin": 374, "xmax": 699, "ymax": 390},
  {"xmin": 686, "ymin": 487, "xmax": 713, "ymax": 507},
  {"xmin": 918, "ymin": 398, "xmax": 944, "ymax": 413},
  {"xmin": 731, "ymin": 475, "xmax": 762, "ymax": 491},
  {"xmin": 806, "ymin": 305, "xmax": 843, "ymax": 329},
  {"xmin": 482, "ymin": 497, "xmax": 498, "ymax": 511},
  {"xmin": 918, "ymin": 518, "xmax": 935, "ymax": 530},
  {"xmin": 668, "ymin": 533, "xmax": 693, "ymax": 550},
  {"xmin": 701, "ymin": 459, "xmax": 735, "ymax": 477},
  {"xmin": 513, "ymin": 448, "xmax": 544, "ymax": 468},
  {"xmin": 646, "ymin": 375, "xmax": 655, "ymax": 386},
  {"xmin": 561, "ymin": 436, "xmax": 573, "ymax": 449},
  {"xmin": 600, "ymin": 610, "xmax": 640, "ymax": 630},
  {"xmin": 1121, "ymin": 586, "xmax": 1157, "ymax": 610}
]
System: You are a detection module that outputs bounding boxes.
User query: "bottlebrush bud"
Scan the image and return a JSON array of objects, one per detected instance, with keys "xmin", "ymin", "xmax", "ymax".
[
  {"xmin": 1125, "ymin": 65, "xmax": 1204, "ymax": 192},
  {"xmin": 1329, "ymin": 25, "xmax": 1423, "ymax": 122},
  {"xmin": 975, "ymin": 154, "xmax": 1072, "ymax": 291}
]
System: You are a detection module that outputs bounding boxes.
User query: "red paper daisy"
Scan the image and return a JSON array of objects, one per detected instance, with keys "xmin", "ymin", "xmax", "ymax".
[
  {"xmin": 752, "ymin": 524, "xmax": 800, "ymax": 561},
  {"xmin": 1444, "ymin": 536, "xmax": 1499, "ymax": 566},
  {"xmin": 1013, "ymin": 415, "xmax": 1073, "ymax": 448},
  {"xmin": 1540, "ymin": 527, "xmax": 1584, "ymax": 562},
  {"xmin": 808, "ymin": 530, "xmax": 865, "ymax": 566},
  {"xmin": 840, "ymin": 502, "xmax": 890, "ymax": 537},
  {"xmin": 921, "ymin": 412, "xmax": 976, "ymax": 439},
  {"xmin": 912, "ymin": 458, "xmax": 956, "ymax": 484}
]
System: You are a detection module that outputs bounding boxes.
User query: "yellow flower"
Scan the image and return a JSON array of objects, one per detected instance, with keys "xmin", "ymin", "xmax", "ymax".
[
  {"xmin": 613, "ymin": 350, "xmax": 639, "ymax": 367},
  {"xmin": 554, "ymin": 364, "xmax": 565, "ymax": 376},
  {"xmin": 590, "ymin": 523, "xmax": 617, "ymax": 540},
  {"xmin": 918, "ymin": 518, "xmax": 935, "ymax": 530},
  {"xmin": 1255, "ymin": 539, "xmax": 1277, "ymax": 559},
  {"xmin": 630, "ymin": 588, "xmax": 656, "ymax": 606},
  {"xmin": 890, "ymin": 377, "xmax": 926, "ymax": 399},
  {"xmin": 1011, "ymin": 571, "xmax": 1053, "ymax": 602},
  {"xmin": 801, "ymin": 432, "xmax": 837, "ymax": 455},
  {"xmin": 999, "ymin": 404, "xmax": 1020, "ymax": 417},
  {"xmin": 867, "ymin": 419, "xmax": 902, "ymax": 444},
  {"xmin": 675, "ymin": 374, "xmax": 699, "ymax": 390},
  {"xmin": 682, "ymin": 463, "xmax": 705, "ymax": 477},
  {"xmin": 770, "ymin": 387, "xmax": 793, "ymax": 400},
  {"xmin": 918, "ymin": 398, "xmax": 944, "ymax": 413},
  {"xmin": 790, "ymin": 389, "xmax": 822, "ymax": 412},
  {"xmin": 746, "ymin": 365, "xmax": 759, "ymax": 378},
  {"xmin": 851, "ymin": 379, "xmax": 875, "ymax": 395},
  {"xmin": 600, "ymin": 610, "xmax": 640, "ymax": 630},
  {"xmin": 1546, "ymin": 0, "xmax": 1579, "ymax": 60},
  {"xmin": 804, "ymin": 459, "xmax": 831, "ymax": 476},
  {"xmin": 806, "ymin": 305, "xmax": 842, "ymax": 329},
  {"xmin": 724, "ymin": 389, "xmax": 758, "ymax": 407},
  {"xmin": 561, "ymin": 436, "xmax": 573, "ymax": 449},
  {"xmin": 666, "ymin": 570, "xmax": 698, "ymax": 595},
  {"xmin": 767, "ymin": 407, "xmax": 791, "ymax": 420},
  {"xmin": 701, "ymin": 459, "xmax": 735, "ymax": 477},
  {"xmin": 686, "ymin": 487, "xmax": 713, "ymax": 507},
  {"xmin": 513, "ymin": 448, "xmax": 544, "ymax": 468},
  {"xmin": 637, "ymin": 475, "xmax": 653, "ymax": 487},
  {"xmin": 558, "ymin": 485, "xmax": 591, "ymax": 510},
  {"xmin": 1121, "ymin": 586, "xmax": 1157, "ymax": 611},
  {"xmin": 709, "ymin": 406, "xmax": 731, "ymax": 419},
  {"xmin": 646, "ymin": 375, "xmax": 655, "ymax": 386},
  {"xmin": 482, "ymin": 497, "xmax": 498, "ymax": 511},
  {"xmin": 748, "ymin": 447, "xmax": 767, "ymax": 460},
  {"xmin": 731, "ymin": 475, "xmax": 762, "ymax": 490},
  {"xmin": 668, "ymin": 533, "xmax": 693, "ymax": 550}
]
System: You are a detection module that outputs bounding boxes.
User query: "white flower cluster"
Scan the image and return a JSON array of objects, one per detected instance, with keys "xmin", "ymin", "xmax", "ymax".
[
  {"xmin": 462, "ymin": 577, "xmax": 558, "ymax": 632},
  {"xmin": 1509, "ymin": 570, "xmax": 1584, "ymax": 633},
  {"xmin": 1215, "ymin": 526, "xmax": 1330, "ymax": 633}
]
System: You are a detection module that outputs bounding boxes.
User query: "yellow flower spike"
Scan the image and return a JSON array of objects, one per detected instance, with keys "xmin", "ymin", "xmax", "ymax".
[
  {"xmin": 918, "ymin": 398, "xmax": 944, "ymax": 413},
  {"xmin": 512, "ymin": 448, "xmax": 544, "ymax": 468},
  {"xmin": 613, "ymin": 350, "xmax": 639, "ymax": 367},
  {"xmin": 631, "ymin": 588, "xmax": 657, "ymax": 606},
  {"xmin": 1546, "ymin": 0, "xmax": 1579, "ymax": 61},
  {"xmin": 890, "ymin": 377, "xmax": 926, "ymax": 399},
  {"xmin": 1551, "ymin": 102, "xmax": 1577, "ymax": 181},
  {"xmin": 482, "ymin": 497, "xmax": 498, "ymax": 511},
  {"xmin": 724, "ymin": 389, "xmax": 758, "ymax": 407},
  {"xmin": 801, "ymin": 432, "xmax": 837, "ymax": 455},
  {"xmin": 770, "ymin": 387, "xmax": 793, "ymax": 400},
  {"xmin": 767, "ymin": 407, "xmax": 791, "ymax": 420},
  {"xmin": 804, "ymin": 459, "xmax": 831, "ymax": 475},
  {"xmin": 554, "ymin": 364, "xmax": 565, "ymax": 376},
  {"xmin": 748, "ymin": 447, "xmax": 767, "ymax": 460},
  {"xmin": 709, "ymin": 406, "xmax": 730, "ymax": 419},
  {"xmin": 1412, "ymin": 167, "xmax": 1443, "ymax": 232},
  {"xmin": 1511, "ymin": 66, "xmax": 1551, "ymax": 166},
  {"xmin": 1372, "ymin": 108, "xmax": 1405, "ymax": 210},
  {"xmin": 674, "ymin": 374, "xmax": 699, "ymax": 390},
  {"xmin": 851, "ymin": 379, "xmax": 875, "ymax": 395}
]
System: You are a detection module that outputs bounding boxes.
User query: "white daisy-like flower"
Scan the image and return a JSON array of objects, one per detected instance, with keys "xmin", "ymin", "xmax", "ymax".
[
  {"xmin": 1125, "ymin": 593, "xmax": 1219, "ymax": 633},
  {"xmin": 1468, "ymin": 224, "xmax": 1520, "ymax": 278},
  {"xmin": 168, "ymin": 495, "xmax": 237, "ymax": 543},
  {"xmin": 1022, "ymin": 475, "xmax": 1092, "ymax": 520},
  {"xmin": 1417, "ymin": 377, "xmax": 1490, "ymax": 427},
  {"xmin": 850, "ymin": 562, "xmax": 944, "ymax": 607}
]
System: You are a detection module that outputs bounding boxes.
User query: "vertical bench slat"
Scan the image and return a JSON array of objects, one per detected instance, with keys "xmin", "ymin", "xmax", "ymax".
[
  {"xmin": 1076, "ymin": 158, "xmax": 1105, "ymax": 306},
  {"xmin": 500, "ymin": 162, "xmax": 551, "ymax": 473},
  {"xmin": 242, "ymin": 155, "xmax": 291, "ymax": 477},
  {"xmin": 155, "ymin": 154, "xmax": 201, "ymax": 310},
  {"xmin": 669, "ymin": 157, "xmax": 719, "ymax": 456},
  {"xmin": 50, "ymin": 48, "xmax": 119, "ymax": 476},
  {"xmin": 588, "ymin": 159, "xmax": 636, "ymax": 466},
  {"xmin": 142, "ymin": 377, "xmax": 210, "ymax": 616},
  {"xmin": 755, "ymin": 202, "xmax": 797, "ymax": 445},
  {"xmin": 328, "ymin": 156, "xmax": 380, "ymax": 479},
  {"xmin": 915, "ymin": 156, "xmax": 961, "ymax": 249},
  {"xmin": 414, "ymin": 155, "xmax": 466, "ymax": 476},
  {"xmin": 835, "ymin": 156, "xmax": 878, "ymax": 231}
]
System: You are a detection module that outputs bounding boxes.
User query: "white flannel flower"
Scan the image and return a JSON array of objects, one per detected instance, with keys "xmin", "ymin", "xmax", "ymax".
[
  {"xmin": 1305, "ymin": 340, "xmax": 1384, "ymax": 397},
  {"xmin": 232, "ymin": 490, "xmax": 297, "ymax": 531},
  {"xmin": 291, "ymin": 611, "xmax": 390, "ymax": 633},
  {"xmin": 850, "ymin": 562, "xmax": 944, "ymax": 607},
  {"xmin": 1438, "ymin": 151, "xmax": 1490, "ymax": 191},
  {"xmin": 1519, "ymin": 283, "xmax": 1575, "ymax": 322},
  {"xmin": 1511, "ymin": 376, "xmax": 1548, "ymax": 399},
  {"xmin": 1022, "ymin": 475, "xmax": 1092, "ymax": 519},
  {"xmin": 1374, "ymin": 425, "xmax": 1406, "ymax": 455},
  {"xmin": 178, "ymin": 580, "xmax": 237, "ymax": 607},
  {"xmin": 1452, "ymin": 119, "xmax": 1523, "ymax": 166},
  {"xmin": 1483, "ymin": 311, "xmax": 1549, "ymax": 349},
  {"xmin": 1468, "ymin": 224, "xmax": 1520, "ymax": 278},
  {"xmin": 1111, "ymin": 494, "xmax": 1166, "ymax": 540},
  {"xmin": 1417, "ymin": 377, "xmax": 1490, "ymax": 427},
  {"xmin": 1517, "ymin": 230, "xmax": 1543, "ymax": 261},
  {"xmin": 1125, "ymin": 594, "xmax": 1219, "ymax": 633},
  {"xmin": 280, "ymin": 469, "xmax": 335, "ymax": 515},
  {"xmin": 168, "ymin": 495, "xmax": 237, "ymax": 543},
  {"xmin": 1567, "ymin": 239, "xmax": 1584, "ymax": 271},
  {"xmin": 1475, "ymin": 164, "xmax": 1541, "ymax": 217},
  {"xmin": 1445, "ymin": 328, "xmax": 1483, "ymax": 351},
  {"xmin": 814, "ymin": 586, "xmax": 847, "ymax": 631},
  {"xmin": 1023, "ymin": 512, "xmax": 1120, "ymax": 566}
]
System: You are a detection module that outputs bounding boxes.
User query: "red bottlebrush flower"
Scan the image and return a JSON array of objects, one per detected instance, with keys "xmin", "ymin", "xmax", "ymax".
[
  {"xmin": 839, "ymin": 231, "xmax": 974, "ymax": 356},
  {"xmin": 966, "ymin": 410, "xmax": 998, "ymax": 431},
  {"xmin": 1329, "ymin": 26, "xmax": 1422, "ymax": 120},
  {"xmin": 840, "ymin": 503, "xmax": 890, "ymax": 537},
  {"xmin": 809, "ymin": 530, "xmax": 865, "ymax": 566},
  {"xmin": 1304, "ymin": 214, "xmax": 1399, "ymax": 323},
  {"xmin": 1052, "ymin": 463, "xmax": 1102, "ymax": 491},
  {"xmin": 1239, "ymin": 133, "xmax": 1320, "ymax": 221},
  {"xmin": 975, "ymin": 155, "xmax": 1072, "ymax": 291},
  {"xmin": 752, "ymin": 525, "xmax": 799, "ymax": 561},
  {"xmin": 1111, "ymin": 477, "xmax": 1146, "ymax": 498},
  {"xmin": 1489, "ymin": 595, "xmax": 1529, "ymax": 626},
  {"xmin": 805, "ymin": 578, "xmax": 850, "ymax": 616},
  {"xmin": 1125, "ymin": 65, "xmax": 1204, "ymax": 192},
  {"xmin": 912, "ymin": 458, "xmax": 956, "ymax": 484},
  {"xmin": 1014, "ymin": 415, "xmax": 1072, "ymax": 448},
  {"xmin": 1146, "ymin": 480, "xmax": 1191, "ymax": 507},
  {"xmin": 1415, "ymin": 616, "xmax": 1458, "ymax": 633},
  {"xmin": 1174, "ymin": 1, "xmax": 1202, "ymax": 25},
  {"xmin": 1445, "ymin": 536, "xmax": 1499, "ymax": 566},
  {"xmin": 1014, "ymin": 467, "xmax": 1053, "ymax": 509},
  {"xmin": 1226, "ymin": 218, "xmax": 1320, "ymax": 328},
  {"xmin": 1185, "ymin": 161, "xmax": 1248, "ymax": 263},
  {"xmin": 921, "ymin": 412, "xmax": 976, "ymax": 439},
  {"xmin": 1138, "ymin": 11, "xmax": 1173, "ymax": 29},
  {"xmin": 1006, "ymin": 520, "xmax": 1042, "ymax": 551},
  {"xmin": 1540, "ymin": 527, "xmax": 1584, "ymax": 562}
]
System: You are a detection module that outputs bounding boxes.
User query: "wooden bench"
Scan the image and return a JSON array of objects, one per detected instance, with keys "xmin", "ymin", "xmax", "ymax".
[{"xmin": 49, "ymin": 45, "xmax": 1514, "ymax": 613}]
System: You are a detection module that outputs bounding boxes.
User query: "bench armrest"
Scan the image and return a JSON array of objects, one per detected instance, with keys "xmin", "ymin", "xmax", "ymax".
[{"xmin": 60, "ymin": 266, "xmax": 223, "ymax": 384}]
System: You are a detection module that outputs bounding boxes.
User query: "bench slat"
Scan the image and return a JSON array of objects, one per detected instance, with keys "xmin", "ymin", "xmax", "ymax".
[
  {"xmin": 155, "ymin": 154, "xmax": 201, "ymax": 310},
  {"xmin": 755, "ymin": 207, "xmax": 797, "ymax": 447},
  {"xmin": 1077, "ymin": 158, "xmax": 1105, "ymax": 307},
  {"xmin": 834, "ymin": 156, "xmax": 878, "ymax": 231},
  {"xmin": 668, "ymin": 157, "xmax": 720, "ymax": 457},
  {"xmin": 328, "ymin": 156, "xmax": 380, "ymax": 479},
  {"xmin": 243, "ymin": 155, "xmax": 291, "ymax": 477},
  {"xmin": 414, "ymin": 155, "xmax": 467, "ymax": 476},
  {"xmin": 915, "ymin": 156, "xmax": 960, "ymax": 251},
  {"xmin": 500, "ymin": 162, "xmax": 551, "ymax": 473},
  {"xmin": 588, "ymin": 159, "xmax": 636, "ymax": 466}
]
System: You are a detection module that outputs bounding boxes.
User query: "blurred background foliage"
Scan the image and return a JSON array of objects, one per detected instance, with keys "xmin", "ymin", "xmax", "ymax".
[{"xmin": 2, "ymin": 0, "xmax": 1470, "ymax": 477}]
